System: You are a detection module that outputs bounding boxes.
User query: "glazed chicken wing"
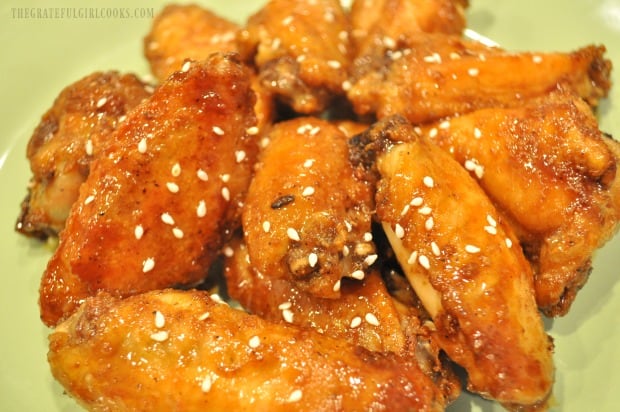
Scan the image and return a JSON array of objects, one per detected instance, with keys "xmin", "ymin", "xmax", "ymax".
[
  {"xmin": 420, "ymin": 91, "xmax": 620, "ymax": 316},
  {"xmin": 242, "ymin": 117, "xmax": 375, "ymax": 299},
  {"xmin": 237, "ymin": 0, "xmax": 351, "ymax": 114},
  {"xmin": 39, "ymin": 54, "xmax": 259, "ymax": 327},
  {"xmin": 48, "ymin": 289, "xmax": 454, "ymax": 411},
  {"xmin": 16, "ymin": 72, "xmax": 152, "ymax": 238},
  {"xmin": 350, "ymin": 116, "xmax": 554, "ymax": 409},
  {"xmin": 347, "ymin": 33, "xmax": 611, "ymax": 124}
]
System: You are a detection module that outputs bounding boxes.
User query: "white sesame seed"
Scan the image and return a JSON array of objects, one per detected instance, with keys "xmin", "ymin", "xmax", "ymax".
[
  {"xmin": 302, "ymin": 186, "xmax": 315, "ymax": 196},
  {"xmin": 85, "ymin": 139, "xmax": 94, "ymax": 156},
  {"xmin": 150, "ymin": 330, "xmax": 169, "ymax": 342},
  {"xmin": 220, "ymin": 174, "xmax": 230, "ymax": 183},
  {"xmin": 235, "ymin": 150, "xmax": 246, "ymax": 163},
  {"xmin": 197, "ymin": 169, "xmax": 209, "ymax": 181},
  {"xmin": 262, "ymin": 221, "xmax": 271, "ymax": 233},
  {"xmin": 400, "ymin": 204, "xmax": 411, "ymax": 216},
  {"xmin": 439, "ymin": 120, "xmax": 451, "ymax": 129},
  {"xmin": 332, "ymin": 279, "xmax": 341, "ymax": 292},
  {"xmin": 282, "ymin": 15, "xmax": 293, "ymax": 25},
  {"xmin": 134, "ymin": 224, "xmax": 144, "ymax": 240},
  {"xmin": 172, "ymin": 227, "xmax": 184, "ymax": 239},
  {"xmin": 342, "ymin": 80, "xmax": 352, "ymax": 91},
  {"xmin": 327, "ymin": 60, "xmax": 342, "ymax": 69},
  {"xmin": 198, "ymin": 312, "xmax": 210, "ymax": 321},
  {"xmin": 278, "ymin": 301, "xmax": 292, "ymax": 310},
  {"xmin": 365, "ymin": 313, "xmax": 380, "ymax": 326},
  {"xmin": 342, "ymin": 245, "xmax": 350, "ymax": 256},
  {"xmin": 532, "ymin": 55, "xmax": 543, "ymax": 64},
  {"xmin": 84, "ymin": 195, "xmax": 95, "ymax": 205},
  {"xmin": 350, "ymin": 316, "xmax": 362, "ymax": 328},
  {"xmin": 96, "ymin": 97, "xmax": 107, "ymax": 108},
  {"xmin": 363, "ymin": 232, "xmax": 373, "ymax": 242},
  {"xmin": 468, "ymin": 67, "xmax": 480, "ymax": 77},
  {"xmin": 474, "ymin": 127, "xmax": 482, "ymax": 139},
  {"xmin": 287, "ymin": 389, "xmax": 303, "ymax": 403},
  {"xmin": 154, "ymin": 311, "xmax": 165, "ymax": 328},
  {"xmin": 138, "ymin": 138, "xmax": 147, "ymax": 153},
  {"xmin": 423, "ymin": 53, "xmax": 442, "ymax": 63},
  {"xmin": 364, "ymin": 254, "xmax": 378, "ymax": 266},
  {"xmin": 282, "ymin": 309, "xmax": 294, "ymax": 323},
  {"xmin": 464, "ymin": 159, "xmax": 477, "ymax": 171},
  {"xmin": 486, "ymin": 215, "xmax": 497, "ymax": 227},
  {"xmin": 212, "ymin": 126, "xmax": 225, "ymax": 136},
  {"xmin": 484, "ymin": 225, "xmax": 498, "ymax": 235},
  {"xmin": 309, "ymin": 126, "xmax": 321, "ymax": 136},
  {"xmin": 351, "ymin": 270, "xmax": 365, "ymax": 280},
  {"xmin": 196, "ymin": 200, "xmax": 207, "ymax": 218},
  {"xmin": 418, "ymin": 206, "xmax": 432, "ymax": 215},
  {"xmin": 166, "ymin": 182, "xmax": 179, "ymax": 193},
  {"xmin": 222, "ymin": 246, "xmax": 234, "ymax": 257},
  {"xmin": 425, "ymin": 216, "xmax": 434, "ymax": 231},
  {"xmin": 303, "ymin": 159, "xmax": 315, "ymax": 168},
  {"xmin": 181, "ymin": 61, "xmax": 191, "ymax": 72},
  {"xmin": 344, "ymin": 221, "xmax": 353, "ymax": 232},
  {"xmin": 505, "ymin": 238, "xmax": 513, "ymax": 248},
  {"xmin": 465, "ymin": 244, "xmax": 481, "ymax": 254},
  {"xmin": 394, "ymin": 223, "xmax": 405, "ymax": 239},
  {"xmin": 308, "ymin": 252, "xmax": 318, "ymax": 267},
  {"xmin": 171, "ymin": 163, "xmax": 181, "ymax": 177},
  {"xmin": 248, "ymin": 335, "xmax": 261, "ymax": 349},
  {"xmin": 428, "ymin": 128, "xmax": 438, "ymax": 138},
  {"xmin": 407, "ymin": 250, "xmax": 418, "ymax": 265},
  {"xmin": 142, "ymin": 257, "xmax": 155, "ymax": 273},
  {"xmin": 246, "ymin": 126, "xmax": 259, "ymax": 135},
  {"xmin": 430, "ymin": 242, "xmax": 440, "ymax": 257},
  {"xmin": 410, "ymin": 197, "xmax": 424, "ymax": 207},
  {"xmin": 161, "ymin": 212, "xmax": 175, "ymax": 225},
  {"xmin": 210, "ymin": 293, "xmax": 225, "ymax": 304},
  {"xmin": 423, "ymin": 176, "xmax": 434, "ymax": 188},
  {"xmin": 418, "ymin": 255, "xmax": 430, "ymax": 270},
  {"xmin": 287, "ymin": 227, "xmax": 300, "ymax": 241},
  {"xmin": 474, "ymin": 165, "xmax": 485, "ymax": 179},
  {"xmin": 221, "ymin": 187, "xmax": 230, "ymax": 201},
  {"xmin": 201, "ymin": 375, "xmax": 212, "ymax": 392}
]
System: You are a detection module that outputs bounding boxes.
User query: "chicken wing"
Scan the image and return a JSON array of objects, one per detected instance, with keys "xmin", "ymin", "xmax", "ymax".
[
  {"xmin": 242, "ymin": 117, "xmax": 375, "ymax": 299},
  {"xmin": 39, "ymin": 54, "xmax": 259, "ymax": 327},
  {"xmin": 420, "ymin": 91, "xmax": 620, "ymax": 316},
  {"xmin": 237, "ymin": 0, "xmax": 351, "ymax": 114},
  {"xmin": 350, "ymin": 115, "xmax": 554, "ymax": 409},
  {"xmin": 48, "ymin": 289, "xmax": 454, "ymax": 411},
  {"xmin": 347, "ymin": 33, "xmax": 611, "ymax": 124},
  {"xmin": 15, "ymin": 71, "xmax": 152, "ymax": 239}
]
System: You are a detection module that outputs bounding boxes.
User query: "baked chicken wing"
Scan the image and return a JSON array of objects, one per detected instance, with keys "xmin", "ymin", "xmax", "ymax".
[
  {"xmin": 16, "ymin": 71, "xmax": 151, "ymax": 238},
  {"xmin": 350, "ymin": 116, "xmax": 554, "ymax": 410},
  {"xmin": 420, "ymin": 91, "xmax": 620, "ymax": 316},
  {"xmin": 39, "ymin": 53, "xmax": 259, "ymax": 327},
  {"xmin": 48, "ymin": 289, "xmax": 454, "ymax": 411}
]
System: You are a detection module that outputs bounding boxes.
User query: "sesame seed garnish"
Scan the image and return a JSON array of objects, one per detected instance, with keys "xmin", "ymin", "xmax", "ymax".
[
  {"xmin": 287, "ymin": 227, "xmax": 300, "ymax": 241},
  {"xmin": 342, "ymin": 80, "xmax": 352, "ymax": 91},
  {"xmin": 96, "ymin": 97, "xmax": 107, "ymax": 108},
  {"xmin": 201, "ymin": 375, "xmax": 212, "ymax": 393},
  {"xmin": 363, "ymin": 232, "xmax": 373, "ymax": 242},
  {"xmin": 308, "ymin": 252, "xmax": 318, "ymax": 268},
  {"xmin": 196, "ymin": 200, "xmax": 207, "ymax": 218},
  {"xmin": 309, "ymin": 126, "xmax": 321, "ymax": 136},
  {"xmin": 234, "ymin": 150, "xmax": 246, "ymax": 163},
  {"xmin": 303, "ymin": 159, "xmax": 315, "ymax": 168},
  {"xmin": 210, "ymin": 293, "xmax": 225, "ymax": 304},
  {"xmin": 287, "ymin": 389, "xmax": 303, "ymax": 403},
  {"xmin": 278, "ymin": 301, "xmax": 292, "ymax": 310},
  {"xmin": 222, "ymin": 246, "xmax": 234, "ymax": 257},
  {"xmin": 327, "ymin": 60, "xmax": 342, "ymax": 69},
  {"xmin": 468, "ymin": 67, "xmax": 480, "ymax": 77},
  {"xmin": 418, "ymin": 255, "xmax": 430, "ymax": 270},
  {"xmin": 418, "ymin": 206, "xmax": 432, "ymax": 215},
  {"xmin": 171, "ymin": 163, "xmax": 181, "ymax": 177},
  {"xmin": 332, "ymin": 279, "xmax": 341, "ymax": 292},
  {"xmin": 431, "ymin": 242, "xmax": 441, "ymax": 256},
  {"xmin": 342, "ymin": 245, "xmax": 350, "ymax": 256},
  {"xmin": 166, "ymin": 182, "xmax": 179, "ymax": 193},
  {"xmin": 181, "ymin": 61, "xmax": 191, "ymax": 72},
  {"xmin": 154, "ymin": 310, "xmax": 165, "ymax": 328},
  {"xmin": 425, "ymin": 216, "xmax": 434, "ymax": 231},
  {"xmin": 248, "ymin": 335, "xmax": 261, "ymax": 349},
  {"xmin": 411, "ymin": 197, "xmax": 424, "ymax": 206},
  {"xmin": 344, "ymin": 221, "xmax": 353, "ymax": 232},
  {"xmin": 302, "ymin": 186, "xmax": 315, "ymax": 196},
  {"xmin": 172, "ymin": 227, "xmax": 184, "ymax": 239},
  {"xmin": 350, "ymin": 316, "xmax": 362, "ymax": 328},
  {"xmin": 282, "ymin": 15, "xmax": 293, "ymax": 25},
  {"xmin": 134, "ymin": 224, "xmax": 144, "ymax": 240},
  {"xmin": 486, "ymin": 214, "xmax": 497, "ymax": 227},
  {"xmin": 439, "ymin": 120, "xmax": 451, "ymax": 129},
  {"xmin": 532, "ymin": 55, "xmax": 543, "ymax": 64},
  {"xmin": 364, "ymin": 254, "xmax": 378, "ymax": 266},
  {"xmin": 85, "ymin": 139, "xmax": 94, "ymax": 156},
  {"xmin": 246, "ymin": 126, "xmax": 259, "ymax": 135},
  {"xmin": 423, "ymin": 53, "xmax": 442, "ymax": 63},
  {"xmin": 221, "ymin": 187, "xmax": 230, "ymax": 201},
  {"xmin": 400, "ymin": 204, "xmax": 411, "ymax": 216},
  {"xmin": 394, "ymin": 223, "xmax": 405, "ymax": 239},
  {"xmin": 262, "ymin": 221, "xmax": 271, "ymax": 233},
  {"xmin": 161, "ymin": 212, "xmax": 175, "ymax": 225},
  {"xmin": 84, "ymin": 195, "xmax": 95, "ymax": 205},
  {"xmin": 505, "ymin": 238, "xmax": 513, "ymax": 248},
  {"xmin": 365, "ymin": 313, "xmax": 380, "ymax": 326},
  {"xmin": 282, "ymin": 309, "xmax": 294, "ymax": 323},
  {"xmin": 142, "ymin": 257, "xmax": 155, "ymax": 273},
  {"xmin": 484, "ymin": 226, "xmax": 498, "ymax": 235},
  {"xmin": 197, "ymin": 169, "xmax": 209, "ymax": 181},
  {"xmin": 198, "ymin": 312, "xmax": 210, "ymax": 321},
  {"xmin": 150, "ymin": 330, "xmax": 169, "ymax": 342},
  {"xmin": 351, "ymin": 270, "xmax": 365, "ymax": 280},
  {"xmin": 138, "ymin": 138, "xmax": 148, "ymax": 153},
  {"xmin": 423, "ymin": 176, "xmax": 434, "ymax": 188},
  {"xmin": 465, "ymin": 244, "xmax": 481, "ymax": 254},
  {"xmin": 428, "ymin": 128, "xmax": 438, "ymax": 138},
  {"xmin": 407, "ymin": 250, "xmax": 418, "ymax": 265},
  {"xmin": 474, "ymin": 127, "xmax": 482, "ymax": 139},
  {"xmin": 212, "ymin": 126, "xmax": 225, "ymax": 136}
]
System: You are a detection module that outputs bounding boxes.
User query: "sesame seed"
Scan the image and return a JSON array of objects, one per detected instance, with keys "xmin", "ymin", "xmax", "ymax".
[
  {"xmin": 418, "ymin": 206, "xmax": 432, "ymax": 215},
  {"xmin": 172, "ymin": 227, "xmax": 184, "ymax": 239},
  {"xmin": 262, "ymin": 221, "xmax": 271, "ymax": 233},
  {"xmin": 221, "ymin": 187, "xmax": 230, "ymax": 201},
  {"xmin": 449, "ymin": 52, "xmax": 461, "ymax": 60},
  {"xmin": 278, "ymin": 302, "xmax": 292, "ymax": 310},
  {"xmin": 365, "ymin": 313, "xmax": 380, "ymax": 326},
  {"xmin": 210, "ymin": 293, "xmax": 226, "ymax": 304},
  {"xmin": 425, "ymin": 216, "xmax": 434, "ymax": 231},
  {"xmin": 394, "ymin": 223, "xmax": 405, "ymax": 239},
  {"xmin": 287, "ymin": 227, "xmax": 300, "ymax": 241},
  {"xmin": 351, "ymin": 270, "xmax": 365, "ymax": 280},
  {"xmin": 423, "ymin": 176, "xmax": 434, "ymax": 188},
  {"xmin": 297, "ymin": 124, "xmax": 312, "ymax": 134},
  {"xmin": 407, "ymin": 250, "xmax": 418, "ymax": 265},
  {"xmin": 222, "ymin": 246, "xmax": 234, "ymax": 257},
  {"xmin": 505, "ymin": 238, "xmax": 513, "ymax": 248},
  {"xmin": 411, "ymin": 197, "xmax": 424, "ymax": 206},
  {"xmin": 161, "ymin": 212, "xmax": 175, "ymax": 225},
  {"xmin": 400, "ymin": 204, "xmax": 411, "ymax": 216},
  {"xmin": 282, "ymin": 15, "xmax": 293, "ymax": 25},
  {"xmin": 198, "ymin": 312, "xmax": 210, "ymax": 321},
  {"xmin": 428, "ymin": 128, "xmax": 438, "ymax": 138},
  {"xmin": 418, "ymin": 255, "xmax": 430, "ymax": 270},
  {"xmin": 327, "ymin": 60, "xmax": 341, "ymax": 69},
  {"xmin": 439, "ymin": 120, "xmax": 451, "ymax": 129},
  {"xmin": 246, "ymin": 126, "xmax": 259, "ymax": 135},
  {"xmin": 342, "ymin": 80, "xmax": 352, "ymax": 91},
  {"xmin": 134, "ymin": 225, "xmax": 144, "ymax": 239},
  {"xmin": 287, "ymin": 389, "xmax": 303, "ymax": 403},
  {"xmin": 474, "ymin": 165, "xmax": 485, "ymax": 179},
  {"xmin": 465, "ymin": 244, "xmax": 481, "ymax": 253},
  {"xmin": 235, "ymin": 150, "xmax": 246, "ymax": 163},
  {"xmin": 350, "ymin": 316, "xmax": 362, "ymax": 328},
  {"xmin": 212, "ymin": 126, "xmax": 225, "ymax": 136},
  {"xmin": 196, "ymin": 200, "xmax": 207, "ymax": 218},
  {"xmin": 171, "ymin": 163, "xmax": 181, "ymax": 177},
  {"xmin": 96, "ymin": 97, "xmax": 107, "ymax": 108},
  {"xmin": 166, "ymin": 182, "xmax": 179, "ymax": 193},
  {"xmin": 85, "ymin": 139, "xmax": 94, "ymax": 156},
  {"xmin": 532, "ymin": 55, "xmax": 543, "ymax": 64},
  {"xmin": 271, "ymin": 37, "xmax": 281, "ymax": 50},
  {"xmin": 154, "ymin": 310, "xmax": 165, "ymax": 328},
  {"xmin": 248, "ymin": 335, "xmax": 261, "ymax": 349},
  {"xmin": 423, "ymin": 53, "xmax": 442, "ymax": 63},
  {"xmin": 220, "ymin": 174, "xmax": 230, "ymax": 183},
  {"xmin": 474, "ymin": 127, "xmax": 482, "ymax": 139},
  {"xmin": 342, "ymin": 245, "xmax": 350, "ymax": 256},
  {"xmin": 142, "ymin": 257, "xmax": 155, "ymax": 273},
  {"xmin": 181, "ymin": 61, "xmax": 191, "ymax": 72},
  {"xmin": 302, "ymin": 186, "xmax": 315, "ymax": 196},
  {"xmin": 303, "ymin": 159, "xmax": 315, "ymax": 168},
  {"xmin": 138, "ymin": 138, "xmax": 147, "ymax": 153},
  {"xmin": 363, "ymin": 232, "xmax": 373, "ymax": 242},
  {"xmin": 197, "ymin": 169, "xmax": 209, "ymax": 181},
  {"xmin": 201, "ymin": 375, "xmax": 212, "ymax": 392},
  {"xmin": 464, "ymin": 159, "xmax": 477, "ymax": 171},
  {"xmin": 468, "ymin": 67, "xmax": 480, "ymax": 77},
  {"xmin": 150, "ymin": 330, "xmax": 169, "ymax": 342},
  {"xmin": 309, "ymin": 126, "xmax": 321, "ymax": 136},
  {"xmin": 306, "ymin": 252, "xmax": 319, "ymax": 268},
  {"xmin": 364, "ymin": 254, "xmax": 378, "ymax": 266},
  {"xmin": 486, "ymin": 215, "xmax": 497, "ymax": 227},
  {"xmin": 84, "ymin": 195, "xmax": 95, "ymax": 205},
  {"xmin": 282, "ymin": 309, "xmax": 294, "ymax": 323},
  {"xmin": 332, "ymin": 279, "xmax": 341, "ymax": 292},
  {"xmin": 484, "ymin": 226, "xmax": 498, "ymax": 235}
]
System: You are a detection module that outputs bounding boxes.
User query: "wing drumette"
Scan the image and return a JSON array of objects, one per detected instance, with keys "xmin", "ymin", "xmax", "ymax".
[
  {"xmin": 350, "ymin": 115, "xmax": 554, "ymax": 410},
  {"xmin": 39, "ymin": 54, "xmax": 259, "ymax": 327},
  {"xmin": 48, "ymin": 289, "xmax": 453, "ymax": 411}
]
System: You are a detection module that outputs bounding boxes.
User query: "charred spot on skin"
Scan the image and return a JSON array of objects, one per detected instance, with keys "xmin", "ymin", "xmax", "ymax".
[{"xmin": 271, "ymin": 194, "xmax": 295, "ymax": 209}]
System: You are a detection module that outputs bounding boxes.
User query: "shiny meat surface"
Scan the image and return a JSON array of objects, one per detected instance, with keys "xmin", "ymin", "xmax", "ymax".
[
  {"xmin": 242, "ymin": 117, "xmax": 375, "ymax": 298},
  {"xmin": 15, "ymin": 72, "xmax": 151, "ymax": 238},
  {"xmin": 39, "ymin": 54, "xmax": 259, "ymax": 327},
  {"xmin": 48, "ymin": 289, "xmax": 452, "ymax": 412}
]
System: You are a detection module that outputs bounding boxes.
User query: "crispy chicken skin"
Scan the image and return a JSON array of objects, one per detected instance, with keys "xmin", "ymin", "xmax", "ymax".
[
  {"xmin": 39, "ymin": 54, "xmax": 259, "ymax": 327},
  {"xmin": 350, "ymin": 116, "xmax": 554, "ymax": 409},
  {"xmin": 349, "ymin": 0, "xmax": 468, "ymax": 58},
  {"xmin": 347, "ymin": 33, "xmax": 611, "ymax": 124},
  {"xmin": 237, "ymin": 0, "xmax": 351, "ymax": 114},
  {"xmin": 242, "ymin": 117, "xmax": 376, "ymax": 299},
  {"xmin": 420, "ymin": 91, "xmax": 620, "ymax": 316},
  {"xmin": 16, "ymin": 72, "xmax": 151, "ymax": 239},
  {"xmin": 48, "ymin": 289, "xmax": 453, "ymax": 412}
]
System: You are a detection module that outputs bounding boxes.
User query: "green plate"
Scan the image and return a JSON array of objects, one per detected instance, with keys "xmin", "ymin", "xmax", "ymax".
[{"xmin": 0, "ymin": 1, "xmax": 618, "ymax": 410}]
